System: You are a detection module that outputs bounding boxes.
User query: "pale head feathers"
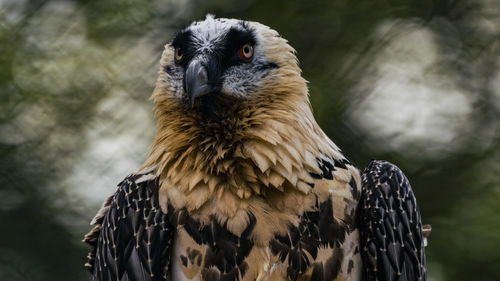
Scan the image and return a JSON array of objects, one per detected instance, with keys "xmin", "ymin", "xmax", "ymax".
[{"xmin": 141, "ymin": 16, "xmax": 359, "ymax": 236}]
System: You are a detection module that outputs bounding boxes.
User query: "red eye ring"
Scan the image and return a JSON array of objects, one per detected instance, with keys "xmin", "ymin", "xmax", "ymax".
[{"xmin": 238, "ymin": 43, "xmax": 253, "ymax": 60}]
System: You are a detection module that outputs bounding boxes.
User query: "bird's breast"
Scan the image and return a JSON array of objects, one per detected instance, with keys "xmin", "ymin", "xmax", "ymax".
[
  {"xmin": 167, "ymin": 191, "xmax": 363, "ymax": 281},
  {"xmin": 170, "ymin": 228, "xmax": 362, "ymax": 281},
  {"xmin": 158, "ymin": 145, "xmax": 364, "ymax": 281}
]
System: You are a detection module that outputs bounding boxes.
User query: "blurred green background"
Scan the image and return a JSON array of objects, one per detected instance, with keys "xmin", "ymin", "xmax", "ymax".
[{"xmin": 0, "ymin": 0, "xmax": 499, "ymax": 280}]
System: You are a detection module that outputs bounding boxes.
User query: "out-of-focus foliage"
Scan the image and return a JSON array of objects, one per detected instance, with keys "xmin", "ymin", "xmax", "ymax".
[{"xmin": 0, "ymin": 0, "xmax": 498, "ymax": 280}]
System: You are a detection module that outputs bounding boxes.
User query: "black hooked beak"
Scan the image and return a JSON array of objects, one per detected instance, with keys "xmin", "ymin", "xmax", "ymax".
[{"xmin": 185, "ymin": 60, "xmax": 212, "ymax": 107}]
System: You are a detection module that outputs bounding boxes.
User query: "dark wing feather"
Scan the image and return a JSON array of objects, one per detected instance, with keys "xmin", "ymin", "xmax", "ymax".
[
  {"xmin": 359, "ymin": 160, "xmax": 427, "ymax": 281},
  {"xmin": 83, "ymin": 173, "xmax": 174, "ymax": 281}
]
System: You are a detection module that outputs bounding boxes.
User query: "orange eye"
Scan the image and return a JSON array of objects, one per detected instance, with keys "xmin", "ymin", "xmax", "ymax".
[
  {"xmin": 175, "ymin": 47, "xmax": 183, "ymax": 62},
  {"xmin": 238, "ymin": 43, "xmax": 253, "ymax": 60}
]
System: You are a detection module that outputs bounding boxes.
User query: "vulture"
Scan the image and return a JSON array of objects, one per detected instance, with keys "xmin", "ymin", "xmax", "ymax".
[{"xmin": 84, "ymin": 15, "xmax": 429, "ymax": 281}]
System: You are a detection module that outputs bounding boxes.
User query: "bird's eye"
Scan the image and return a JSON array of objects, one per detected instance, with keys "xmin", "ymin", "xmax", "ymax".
[
  {"xmin": 175, "ymin": 47, "xmax": 183, "ymax": 62},
  {"xmin": 238, "ymin": 43, "xmax": 253, "ymax": 60}
]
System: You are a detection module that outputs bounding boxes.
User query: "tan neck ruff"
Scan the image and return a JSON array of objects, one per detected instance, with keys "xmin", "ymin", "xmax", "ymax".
[{"xmin": 142, "ymin": 83, "xmax": 345, "ymax": 214}]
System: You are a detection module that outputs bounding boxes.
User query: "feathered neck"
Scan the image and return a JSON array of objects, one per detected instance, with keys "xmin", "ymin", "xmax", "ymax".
[{"xmin": 142, "ymin": 77, "xmax": 344, "ymax": 213}]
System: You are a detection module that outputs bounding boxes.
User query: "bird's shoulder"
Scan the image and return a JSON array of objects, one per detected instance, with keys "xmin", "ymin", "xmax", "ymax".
[
  {"xmin": 83, "ymin": 168, "xmax": 175, "ymax": 280},
  {"xmin": 359, "ymin": 160, "xmax": 427, "ymax": 281}
]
